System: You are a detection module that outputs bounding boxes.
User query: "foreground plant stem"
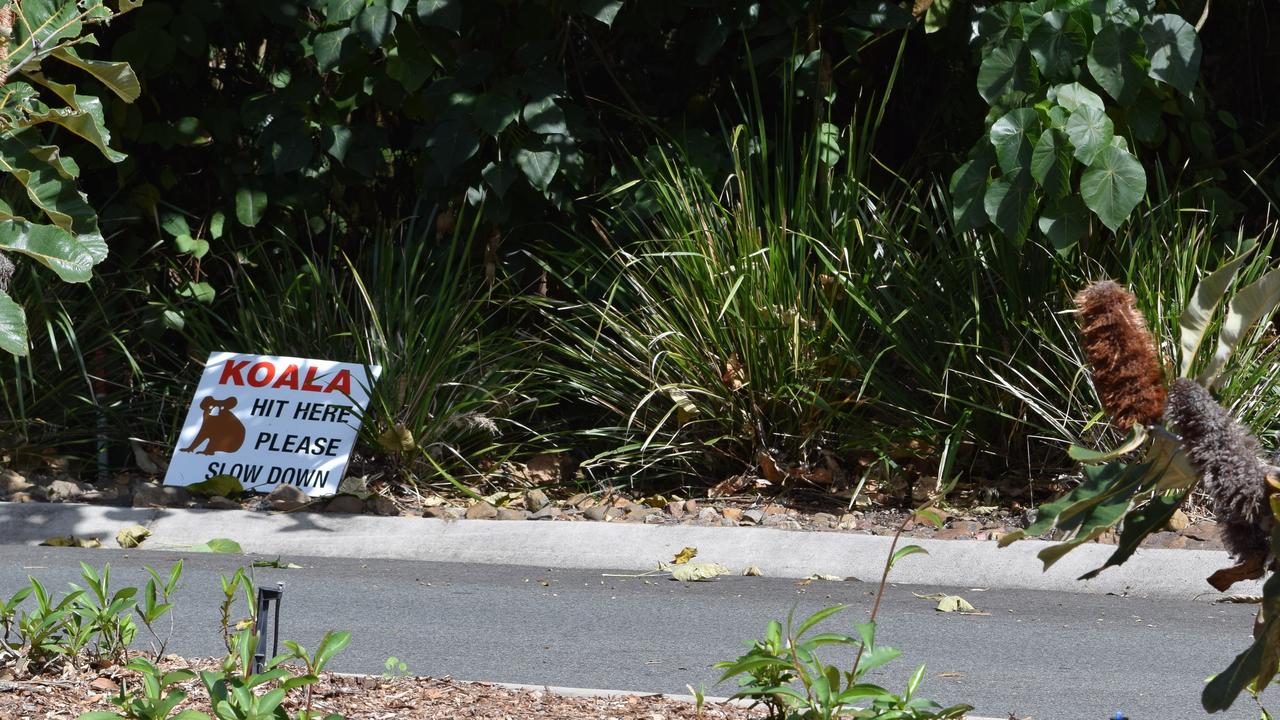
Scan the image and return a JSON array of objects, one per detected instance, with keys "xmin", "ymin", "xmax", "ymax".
[{"xmin": 851, "ymin": 506, "xmax": 920, "ymax": 672}]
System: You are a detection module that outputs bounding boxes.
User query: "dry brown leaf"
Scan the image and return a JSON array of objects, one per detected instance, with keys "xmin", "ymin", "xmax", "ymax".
[{"xmin": 708, "ymin": 475, "xmax": 748, "ymax": 498}]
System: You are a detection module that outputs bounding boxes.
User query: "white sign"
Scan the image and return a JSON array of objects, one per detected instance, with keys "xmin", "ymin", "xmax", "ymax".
[{"xmin": 163, "ymin": 352, "xmax": 381, "ymax": 497}]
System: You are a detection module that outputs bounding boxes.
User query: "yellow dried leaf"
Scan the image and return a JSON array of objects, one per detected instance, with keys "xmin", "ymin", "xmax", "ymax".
[
  {"xmin": 116, "ymin": 524, "xmax": 151, "ymax": 549},
  {"xmin": 671, "ymin": 547, "xmax": 698, "ymax": 565},
  {"xmin": 742, "ymin": 566, "xmax": 764, "ymax": 576},
  {"xmin": 805, "ymin": 573, "xmax": 845, "ymax": 582},
  {"xmin": 935, "ymin": 595, "xmax": 978, "ymax": 613},
  {"xmin": 378, "ymin": 425, "xmax": 415, "ymax": 454}
]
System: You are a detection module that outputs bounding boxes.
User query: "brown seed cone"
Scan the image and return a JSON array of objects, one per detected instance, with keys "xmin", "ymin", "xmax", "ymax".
[{"xmin": 1074, "ymin": 280, "xmax": 1167, "ymax": 430}]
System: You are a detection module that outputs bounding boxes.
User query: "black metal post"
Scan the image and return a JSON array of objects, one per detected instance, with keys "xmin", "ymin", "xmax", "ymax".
[{"xmin": 252, "ymin": 582, "xmax": 284, "ymax": 674}]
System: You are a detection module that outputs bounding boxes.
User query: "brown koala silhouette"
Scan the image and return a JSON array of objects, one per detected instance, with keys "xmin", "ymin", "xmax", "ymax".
[{"xmin": 181, "ymin": 396, "xmax": 246, "ymax": 455}]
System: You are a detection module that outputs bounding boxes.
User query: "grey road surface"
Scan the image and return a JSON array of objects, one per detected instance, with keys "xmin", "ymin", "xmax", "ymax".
[{"xmin": 0, "ymin": 546, "xmax": 1269, "ymax": 720}]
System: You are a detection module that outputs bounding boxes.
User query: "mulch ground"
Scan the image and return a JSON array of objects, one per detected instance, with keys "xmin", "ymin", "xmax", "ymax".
[{"xmin": 0, "ymin": 657, "xmax": 764, "ymax": 720}]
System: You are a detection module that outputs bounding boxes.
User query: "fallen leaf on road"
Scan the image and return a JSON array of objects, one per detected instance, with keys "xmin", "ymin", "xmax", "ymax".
[
  {"xmin": 40, "ymin": 536, "xmax": 102, "ymax": 548},
  {"xmin": 934, "ymin": 595, "xmax": 983, "ymax": 614},
  {"xmin": 670, "ymin": 563, "xmax": 729, "ymax": 582},
  {"xmin": 187, "ymin": 538, "xmax": 243, "ymax": 554},
  {"xmin": 806, "ymin": 573, "xmax": 845, "ymax": 582},
  {"xmin": 742, "ymin": 566, "xmax": 764, "ymax": 576},
  {"xmin": 116, "ymin": 524, "xmax": 151, "ymax": 549},
  {"xmin": 252, "ymin": 557, "xmax": 302, "ymax": 569}
]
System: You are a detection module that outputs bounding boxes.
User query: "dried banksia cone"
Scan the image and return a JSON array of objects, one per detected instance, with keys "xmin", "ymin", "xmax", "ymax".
[
  {"xmin": 1165, "ymin": 378, "xmax": 1274, "ymax": 565},
  {"xmin": 1074, "ymin": 280, "xmax": 1167, "ymax": 430}
]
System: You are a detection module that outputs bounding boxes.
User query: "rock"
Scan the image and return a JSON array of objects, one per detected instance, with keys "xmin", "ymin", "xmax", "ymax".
[
  {"xmin": 1166, "ymin": 509, "xmax": 1190, "ymax": 531},
  {"xmin": 367, "ymin": 495, "xmax": 400, "ymax": 516},
  {"xmin": 606, "ymin": 507, "xmax": 626, "ymax": 519},
  {"xmin": 0, "ymin": 469, "xmax": 32, "ymax": 495},
  {"xmin": 624, "ymin": 507, "xmax": 652, "ymax": 522},
  {"xmin": 48, "ymin": 479, "xmax": 91, "ymax": 502},
  {"xmin": 205, "ymin": 496, "xmax": 241, "ymax": 510},
  {"xmin": 525, "ymin": 454, "xmax": 563, "ymax": 483},
  {"xmin": 742, "ymin": 509, "xmax": 765, "ymax": 525},
  {"xmin": 423, "ymin": 506, "xmax": 451, "ymax": 519},
  {"xmin": 525, "ymin": 489, "xmax": 551, "ymax": 512},
  {"xmin": 327, "ymin": 495, "xmax": 365, "ymax": 514},
  {"xmin": 811, "ymin": 512, "xmax": 837, "ymax": 527},
  {"xmin": 697, "ymin": 508, "xmax": 721, "ymax": 524},
  {"xmin": 761, "ymin": 514, "xmax": 787, "ymax": 527},
  {"xmin": 721, "ymin": 518, "xmax": 737, "ymax": 527},
  {"xmin": 665, "ymin": 501, "xmax": 685, "ymax": 519},
  {"xmin": 761, "ymin": 503, "xmax": 787, "ymax": 516},
  {"xmin": 267, "ymin": 485, "xmax": 308, "ymax": 511},
  {"xmin": 721, "ymin": 507, "xmax": 743, "ymax": 522},
  {"xmin": 133, "ymin": 484, "xmax": 191, "ymax": 508},
  {"xmin": 466, "ymin": 502, "xmax": 498, "ymax": 520},
  {"xmin": 1183, "ymin": 522, "xmax": 1222, "ymax": 544},
  {"xmin": 530, "ymin": 506, "xmax": 561, "ymax": 520},
  {"xmin": 584, "ymin": 506, "xmax": 608, "ymax": 522},
  {"xmin": 643, "ymin": 513, "xmax": 665, "ymax": 524},
  {"xmin": 933, "ymin": 526, "xmax": 976, "ymax": 541},
  {"xmin": 7, "ymin": 491, "xmax": 43, "ymax": 503},
  {"xmin": 566, "ymin": 492, "xmax": 591, "ymax": 507},
  {"xmin": 683, "ymin": 499, "xmax": 699, "ymax": 514},
  {"xmin": 495, "ymin": 507, "xmax": 529, "ymax": 521}
]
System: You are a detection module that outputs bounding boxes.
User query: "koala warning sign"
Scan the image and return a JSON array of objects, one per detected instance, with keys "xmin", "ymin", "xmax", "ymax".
[{"xmin": 163, "ymin": 352, "xmax": 381, "ymax": 497}]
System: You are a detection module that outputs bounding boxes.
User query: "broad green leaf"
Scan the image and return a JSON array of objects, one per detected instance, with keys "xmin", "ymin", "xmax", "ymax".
[
  {"xmin": 187, "ymin": 538, "xmax": 243, "ymax": 554},
  {"xmin": 1142, "ymin": 13, "xmax": 1201, "ymax": 96},
  {"xmin": 481, "ymin": 161, "xmax": 516, "ymax": 198},
  {"xmin": 175, "ymin": 234, "xmax": 209, "ymax": 259},
  {"xmin": 1178, "ymin": 248, "xmax": 1254, "ymax": 377},
  {"xmin": 417, "ymin": 0, "xmax": 460, "ymax": 32},
  {"xmin": 0, "ymin": 287, "xmax": 27, "ymax": 356},
  {"xmin": 515, "ymin": 146, "xmax": 560, "ymax": 193},
  {"xmin": 1087, "ymin": 24, "xmax": 1146, "ymax": 105},
  {"xmin": 313, "ymin": 28, "xmax": 352, "ymax": 73},
  {"xmin": 949, "ymin": 142, "xmax": 995, "ymax": 232},
  {"xmin": 1080, "ymin": 145, "xmax": 1146, "ymax": 231},
  {"xmin": 1030, "ymin": 128, "xmax": 1070, "ymax": 199},
  {"xmin": 186, "ymin": 474, "xmax": 244, "ymax": 498},
  {"xmin": 1038, "ymin": 526, "xmax": 1108, "ymax": 569},
  {"xmin": 816, "ymin": 122, "xmax": 842, "ymax": 166},
  {"xmin": 794, "ymin": 604, "xmax": 850, "ymax": 639},
  {"xmin": 925, "ymin": 0, "xmax": 954, "ymax": 33},
  {"xmin": 975, "ymin": 3, "xmax": 1024, "ymax": 49},
  {"xmin": 1039, "ymin": 195, "xmax": 1089, "ymax": 254},
  {"xmin": 1079, "ymin": 487, "xmax": 1190, "ymax": 580},
  {"xmin": 49, "ymin": 48, "xmax": 141, "ymax": 103},
  {"xmin": 989, "ymin": 108, "xmax": 1040, "ymax": 175},
  {"xmin": 890, "ymin": 544, "xmax": 928, "ymax": 568},
  {"xmin": 474, "ymin": 91, "xmax": 520, "ymax": 138},
  {"xmin": 983, "ymin": 170, "xmax": 1036, "ymax": 244},
  {"xmin": 1000, "ymin": 461, "xmax": 1144, "ymax": 546},
  {"xmin": 1200, "ymin": 267, "xmax": 1280, "ymax": 387},
  {"xmin": 325, "ymin": 0, "xmax": 362, "ymax": 24},
  {"xmin": 1027, "ymin": 11, "xmax": 1086, "ymax": 80},
  {"xmin": 178, "ymin": 281, "xmax": 215, "ymax": 304},
  {"xmin": 0, "ymin": 220, "xmax": 96, "ymax": 282},
  {"xmin": 0, "ymin": 137, "xmax": 102, "ymax": 234},
  {"xmin": 235, "ymin": 188, "xmax": 268, "ymax": 227},
  {"xmin": 1067, "ymin": 424, "xmax": 1148, "ymax": 464},
  {"xmin": 1064, "ymin": 105, "xmax": 1114, "ymax": 165},
  {"xmin": 581, "ymin": 0, "xmax": 623, "ymax": 26},
  {"xmin": 210, "ymin": 212, "xmax": 225, "ymax": 240},
  {"xmin": 977, "ymin": 40, "xmax": 1034, "ymax": 104},
  {"xmin": 22, "ymin": 102, "xmax": 126, "ymax": 164},
  {"xmin": 522, "ymin": 95, "xmax": 568, "ymax": 135},
  {"xmin": 1146, "ymin": 431, "xmax": 1199, "ymax": 492},
  {"xmin": 1049, "ymin": 82, "xmax": 1104, "ymax": 113},
  {"xmin": 354, "ymin": 5, "xmax": 396, "ymax": 50},
  {"xmin": 1203, "ymin": 615, "xmax": 1274, "ymax": 711},
  {"xmin": 850, "ymin": 1, "xmax": 917, "ymax": 29},
  {"xmin": 161, "ymin": 212, "xmax": 191, "ymax": 238},
  {"xmin": 427, "ymin": 119, "xmax": 479, "ymax": 176}
]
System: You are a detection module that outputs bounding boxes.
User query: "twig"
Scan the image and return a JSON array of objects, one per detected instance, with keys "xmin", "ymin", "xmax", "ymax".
[{"xmin": 1195, "ymin": 0, "xmax": 1211, "ymax": 32}]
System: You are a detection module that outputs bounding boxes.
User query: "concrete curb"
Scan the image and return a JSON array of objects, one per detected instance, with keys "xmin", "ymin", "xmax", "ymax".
[{"xmin": 0, "ymin": 502, "xmax": 1257, "ymax": 599}]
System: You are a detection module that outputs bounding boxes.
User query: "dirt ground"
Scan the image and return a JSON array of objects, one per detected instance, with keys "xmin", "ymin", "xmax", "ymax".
[{"xmin": 0, "ymin": 658, "xmax": 765, "ymax": 720}]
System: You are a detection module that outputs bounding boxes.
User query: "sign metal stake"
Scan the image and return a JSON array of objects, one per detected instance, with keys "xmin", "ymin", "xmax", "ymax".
[{"xmin": 252, "ymin": 582, "xmax": 284, "ymax": 674}]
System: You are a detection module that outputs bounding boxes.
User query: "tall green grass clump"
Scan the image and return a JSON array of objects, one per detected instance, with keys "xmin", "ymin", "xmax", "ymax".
[
  {"xmin": 528, "ymin": 107, "xmax": 1090, "ymax": 495},
  {"xmin": 164, "ymin": 211, "xmax": 543, "ymax": 490}
]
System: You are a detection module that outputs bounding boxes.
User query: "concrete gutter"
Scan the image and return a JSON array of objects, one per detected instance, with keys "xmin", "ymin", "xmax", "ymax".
[{"xmin": 0, "ymin": 502, "xmax": 1258, "ymax": 599}]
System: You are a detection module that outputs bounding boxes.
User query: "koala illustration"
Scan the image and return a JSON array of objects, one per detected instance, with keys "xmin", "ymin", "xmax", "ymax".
[{"xmin": 181, "ymin": 396, "xmax": 246, "ymax": 455}]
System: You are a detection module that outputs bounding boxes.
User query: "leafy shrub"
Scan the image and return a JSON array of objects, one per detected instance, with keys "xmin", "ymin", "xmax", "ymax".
[
  {"xmin": 951, "ymin": 0, "xmax": 1203, "ymax": 249},
  {"xmin": 0, "ymin": 0, "xmax": 141, "ymax": 356}
]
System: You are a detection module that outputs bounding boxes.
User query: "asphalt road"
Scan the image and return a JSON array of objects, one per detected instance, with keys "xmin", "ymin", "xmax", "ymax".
[{"xmin": 0, "ymin": 545, "xmax": 1271, "ymax": 720}]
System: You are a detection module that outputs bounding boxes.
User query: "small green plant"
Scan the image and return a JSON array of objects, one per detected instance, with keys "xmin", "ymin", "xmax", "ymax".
[
  {"xmin": 382, "ymin": 655, "xmax": 408, "ymax": 679},
  {"xmin": 70, "ymin": 562, "xmax": 138, "ymax": 665},
  {"xmin": 282, "ymin": 631, "xmax": 352, "ymax": 715},
  {"xmin": 714, "ymin": 510, "xmax": 972, "ymax": 720},
  {"xmin": 15, "ymin": 575, "xmax": 84, "ymax": 673},
  {"xmin": 216, "ymin": 569, "xmax": 256, "ymax": 655},
  {"xmin": 77, "ymin": 657, "xmax": 208, "ymax": 720},
  {"xmin": 137, "ymin": 561, "xmax": 184, "ymax": 660}
]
